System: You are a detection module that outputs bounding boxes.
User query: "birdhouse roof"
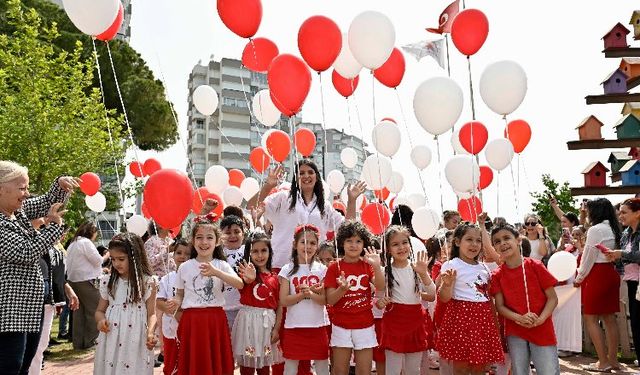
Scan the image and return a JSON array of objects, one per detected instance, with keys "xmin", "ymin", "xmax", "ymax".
[
  {"xmin": 619, "ymin": 159, "xmax": 640, "ymax": 173},
  {"xmin": 629, "ymin": 11, "xmax": 640, "ymax": 24},
  {"xmin": 602, "ymin": 69, "xmax": 629, "ymax": 84},
  {"xmin": 614, "ymin": 113, "xmax": 640, "ymax": 128},
  {"xmin": 621, "ymin": 58, "xmax": 640, "ymax": 66},
  {"xmin": 608, "ymin": 152, "xmax": 633, "ymax": 162},
  {"xmin": 575, "ymin": 115, "xmax": 604, "ymax": 129},
  {"xmin": 581, "ymin": 161, "xmax": 610, "ymax": 174},
  {"xmin": 603, "ymin": 23, "xmax": 631, "ymax": 39}
]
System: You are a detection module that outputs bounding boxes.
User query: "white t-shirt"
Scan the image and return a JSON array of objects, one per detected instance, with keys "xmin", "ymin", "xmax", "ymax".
[
  {"xmin": 388, "ymin": 264, "xmax": 422, "ymax": 305},
  {"xmin": 265, "ymin": 191, "xmax": 345, "ymax": 268},
  {"xmin": 278, "ymin": 262, "xmax": 329, "ymax": 328},
  {"xmin": 222, "ymin": 247, "xmax": 244, "ymax": 311},
  {"xmin": 440, "ymin": 257, "xmax": 491, "ymax": 303},
  {"xmin": 157, "ymin": 272, "xmax": 178, "ymax": 339},
  {"xmin": 175, "ymin": 259, "xmax": 236, "ymax": 309},
  {"xmin": 66, "ymin": 237, "xmax": 103, "ymax": 282}
]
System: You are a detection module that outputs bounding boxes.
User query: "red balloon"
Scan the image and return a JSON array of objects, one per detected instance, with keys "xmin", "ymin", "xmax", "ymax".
[
  {"xmin": 268, "ymin": 54, "xmax": 312, "ymax": 116},
  {"xmin": 459, "ymin": 121, "xmax": 488, "ymax": 155},
  {"xmin": 373, "ymin": 48, "xmax": 406, "ymax": 88},
  {"xmin": 333, "ymin": 200, "xmax": 346, "ymax": 213},
  {"xmin": 458, "ymin": 196, "xmax": 483, "ymax": 223},
  {"xmin": 143, "ymin": 158, "xmax": 162, "ymax": 176},
  {"xmin": 389, "ymin": 196, "xmax": 396, "ymax": 211},
  {"xmin": 374, "ymin": 188, "xmax": 390, "ymax": 201},
  {"xmin": 504, "ymin": 119, "xmax": 532, "ymax": 153},
  {"xmin": 129, "ymin": 161, "xmax": 144, "ymax": 178},
  {"xmin": 96, "ymin": 2, "xmax": 123, "ymax": 42},
  {"xmin": 478, "ymin": 166, "xmax": 493, "ymax": 190},
  {"xmin": 265, "ymin": 130, "xmax": 291, "ymax": 162},
  {"xmin": 250, "ymin": 146, "xmax": 271, "ymax": 173},
  {"xmin": 294, "ymin": 128, "xmax": 316, "ymax": 157},
  {"xmin": 380, "ymin": 117, "xmax": 396, "ymax": 124},
  {"xmin": 451, "ymin": 9, "xmax": 489, "ymax": 56},
  {"xmin": 143, "ymin": 169, "xmax": 194, "ymax": 229},
  {"xmin": 242, "ymin": 37, "xmax": 279, "ymax": 73},
  {"xmin": 79, "ymin": 172, "xmax": 101, "ymax": 196},
  {"xmin": 297, "ymin": 16, "xmax": 342, "ymax": 72},
  {"xmin": 216, "ymin": 0, "xmax": 262, "ymax": 38},
  {"xmin": 331, "ymin": 70, "xmax": 359, "ymax": 98},
  {"xmin": 361, "ymin": 203, "xmax": 391, "ymax": 235},
  {"xmin": 360, "ymin": 196, "xmax": 368, "ymax": 212},
  {"xmin": 192, "ymin": 187, "xmax": 224, "ymax": 217},
  {"xmin": 228, "ymin": 169, "xmax": 246, "ymax": 187},
  {"xmin": 169, "ymin": 225, "xmax": 182, "ymax": 238},
  {"xmin": 141, "ymin": 201, "xmax": 151, "ymax": 219}
]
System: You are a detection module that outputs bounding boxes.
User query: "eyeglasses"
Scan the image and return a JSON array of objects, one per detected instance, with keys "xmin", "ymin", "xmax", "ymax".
[{"xmin": 524, "ymin": 221, "xmax": 538, "ymax": 227}]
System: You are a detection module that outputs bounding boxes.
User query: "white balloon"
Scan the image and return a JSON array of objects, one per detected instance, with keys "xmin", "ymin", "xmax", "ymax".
[
  {"xmin": 444, "ymin": 155, "xmax": 480, "ymax": 193},
  {"xmin": 372, "ymin": 120, "xmax": 401, "ymax": 157},
  {"xmin": 480, "ymin": 60, "xmax": 528, "ymax": 116},
  {"xmin": 193, "ymin": 85, "xmax": 219, "ymax": 116},
  {"xmin": 410, "ymin": 145, "xmax": 433, "ymax": 170},
  {"xmin": 455, "ymin": 190, "xmax": 473, "ymax": 199},
  {"xmin": 386, "ymin": 171, "xmax": 404, "ymax": 193},
  {"xmin": 547, "ymin": 251, "xmax": 578, "ymax": 282},
  {"xmin": 252, "ymin": 89, "xmax": 281, "ymax": 127},
  {"xmin": 361, "ymin": 154, "xmax": 393, "ymax": 190},
  {"xmin": 205, "ymin": 165, "xmax": 229, "ymax": 194},
  {"xmin": 334, "ymin": 34, "xmax": 363, "ymax": 79},
  {"xmin": 340, "ymin": 148, "xmax": 358, "ymax": 169},
  {"xmin": 412, "ymin": 207, "xmax": 441, "ymax": 240},
  {"xmin": 451, "ymin": 128, "xmax": 471, "ymax": 155},
  {"xmin": 62, "ymin": 0, "xmax": 119, "ymax": 36},
  {"xmin": 126, "ymin": 215, "xmax": 148, "ymax": 237},
  {"xmin": 223, "ymin": 186, "xmax": 244, "ymax": 207},
  {"xmin": 327, "ymin": 170, "xmax": 346, "ymax": 194},
  {"xmin": 414, "ymin": 77, "xmax": 464, "ymax": 136},
  {"xmin": 348, "ymin": 11, "xmax": 396, "ymax": 70},
  {"xmin": 407, "ymin": 193, "xmax": 426, "ymax": 211},
  {"xmin": 85, "ymin": 192, "xmax": 106, "ymax": 213},
  {"xmin": 485, "ymin": 139, "xmax": 515, "ymax": 171},
  {"xmin": 240, "ymin": 177, "xmax": 260, "ymax": 200},
  {"xmin": 260, "ymin": 129, "xmax": 276, "ymax": 156}
]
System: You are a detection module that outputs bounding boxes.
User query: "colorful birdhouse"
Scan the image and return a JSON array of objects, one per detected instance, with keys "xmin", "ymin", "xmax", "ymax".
[
  {"xmin": 575, "ymin": 115, "xmax": 604, "ymax": 140},
  {"xmin": 630, "ymin": 11, "xmax": 640, "ymax": 40},
  {"xmin": 614, "ymin": 113, "xmax": 640, "ymax": 139},
  {"xmin": 630, "ymin": 147, "xmax": 640, "ymax": 159},
  {"xmin": 620, "ymin": 160, "xmax": 640, "ymax": 185},
  {"xmin": 602, "ymin": 69, "xmax": 629, "ymax": 94},
  {"xmin": 621, "ymin": 102, "xmax": 640, "ymax": 118},
  {"xmin": 620, "ymin": 58, "xmax": 640, "ymax": 79},
  {"xmin": 608, "ymin": 152, "xmax": 633, "ymax": 173},
  {"xmin": 582, "ymin": 161, "xmax": 610, "ymax": 187},
  {"xmin": 602, "ymin": 22, "xmax": 630, "ymax": 49}
]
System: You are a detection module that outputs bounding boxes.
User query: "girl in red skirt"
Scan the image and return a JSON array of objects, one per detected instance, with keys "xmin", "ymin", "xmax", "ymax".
[
  {"xmin": 171, "ymin": 220, "xmax": 244, "ymax": 375},
  {"xmin": 378, "ymin": 225, "xmax": 435, "ymax": 375},
  {"xmin": 278, "ymin": 225, "xmax": 330, "ymax": 375},
  {"xmin": 436, "ymin": 223, "xmax": 504, "ymax": 374}
]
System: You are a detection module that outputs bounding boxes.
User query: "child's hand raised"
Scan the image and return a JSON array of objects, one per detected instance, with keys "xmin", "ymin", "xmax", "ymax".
[
  {"xmin": 364, "ymin": 247, "xmax": 382, "ymax": 268},
  {"xmin": 146, "ymin": 332, "xmax": 157, "ymax": 350},
  {"xmin": 440, "ymin": 269, "xmax": 457, "ymax": 287},
  {"xmin": 411, "ymin": 251, "xmax": 432, "ymax": 277},
  {"xmin": 97, "ymin": 319, "xmax": 110, "ymax": 333},
  {"xmin": 238, "ymin": 261, "xmax": 257, "ymax": 284},
  {"xmin": 199, "ymin": 262, "xmax": 220, "ymax": 277}
]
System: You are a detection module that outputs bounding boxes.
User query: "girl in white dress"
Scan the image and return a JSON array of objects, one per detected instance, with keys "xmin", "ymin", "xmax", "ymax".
[{"xmin": 93, "ymin": 233, "xmax": 157, "ymax": 375}]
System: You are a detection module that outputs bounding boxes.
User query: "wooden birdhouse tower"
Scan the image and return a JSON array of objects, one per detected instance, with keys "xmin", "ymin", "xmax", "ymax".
[
  {"xmin": 603, "ymin": 22, "xmax": 630, "ymax": 49},
  {"xmin": 620, "ymin": 58, "xmax": 640, "ymax": 78},
  {"xmin": 614, "ymin": 113, "xmax": 640, "ymax": 139},
  {"xmin": 630, "ymin": 147, "xmax": 640, "ymax": 159},
  {"xmin": 621, "ymin": 102, "xmax": 640, "ymax": 117},
  {"xmin": 602, "ymin": 69, "xmax": 629, "ymax": 94},
  {"xmin": 608, "ymin": 152, "xmax": 633, "ymax": 173},
  {"xmin": 620, "ymin": 160, "xmax": 640, "ymax": 185},
  {"xmin": 630, "ymin": 11, "xmax": 640, "ymax": 40},
  {"xmin": 575, "ymin": 115, "xmax": 604, "ymax": 140},
  {"xmin": 582, "ymin": 161, "xmax": 610, "ymax": 187}
]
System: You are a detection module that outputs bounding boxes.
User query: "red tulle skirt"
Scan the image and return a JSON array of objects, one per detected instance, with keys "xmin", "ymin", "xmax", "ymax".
[
  {"xmin": 177, "ymin": 307, "xmax": 234, "ymax": 375},
  {"xmin": 582, "ymin": 263, "xmax": 620, "ymax": 315},
  {"xmin": 381, "ymin": 303, "xmax": 432, "ymax": 353}
]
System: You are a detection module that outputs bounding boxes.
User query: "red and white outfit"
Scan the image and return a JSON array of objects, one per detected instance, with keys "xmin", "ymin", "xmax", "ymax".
[
  {"xmin": 324, "ymin": 260, "xmax": 377, "ymax": 350},
  {"xmin": 575, "ymin": 221, "xmax": 619, "ymax": 315},
  {"xmin": 232, "ymin": 272, "xmax": 283, "ymax": 369},
  {"xmin": 157, "ymin": 271, "xmax": 179, "ymax": 375},
  {"xmin": 436, "ymin": 258, "xmax": 504, "ymax": 366},
  {"xmin": 175, "ymin": 259, "xmax": 237, "ymax": 375}
]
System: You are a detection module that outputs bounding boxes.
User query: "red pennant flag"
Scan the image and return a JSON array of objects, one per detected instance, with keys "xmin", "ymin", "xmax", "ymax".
[{"xmin": 426, "ymin": 0, "xmax": 460, "ymax": 34}]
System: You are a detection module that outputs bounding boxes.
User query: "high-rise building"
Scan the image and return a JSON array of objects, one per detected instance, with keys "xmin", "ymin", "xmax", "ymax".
[{"xmin": 49, "ymin": 0, "xmax": 132, "ymax": 42}]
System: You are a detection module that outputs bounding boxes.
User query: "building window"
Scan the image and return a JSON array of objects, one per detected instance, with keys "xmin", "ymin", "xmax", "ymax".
[
  {"xmin": 97, "ymin": 220, "xmax": 117, "ymax": 242},
  {"xmin": 193, "ymin": 163, "xmax": 205, "ymax": 174},
  {"xmin": 196, "ymin": 134, "xmax": 205, "ymax": 144},
  {"xmin": 195, "ymin": 119, "xmax": 205, "ymax": 129}
]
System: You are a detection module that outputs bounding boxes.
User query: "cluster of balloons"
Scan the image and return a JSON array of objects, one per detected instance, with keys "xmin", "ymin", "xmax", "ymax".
[
  {"xmin": 80, "ymin": 172, "xmax": 107, "ymax": 213},
  {"xmin": 62, "ymin": 0, "xmax": 125, "ymax": 41},
  {"xmin": 129, "ymin": 159, "xmax": 162, "ymax": 178}
]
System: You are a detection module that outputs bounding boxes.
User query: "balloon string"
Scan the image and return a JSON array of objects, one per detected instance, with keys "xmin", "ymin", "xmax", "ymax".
[
  {"xmin": 519, "ymin": 153, "xmax": 532, "ymax": 192},
  {"xmin": 466, "ymin": 56, "xmax": 477, "ymax": 121},
  {"xmin": 352, "ymin": 95, "xmax": 367, "ymax": 171},
  {"xmin": 238, "ymin": 65, "xmax": 265, "ymax": 144},
  {"xmin": 520, "ymin": 248, "xmax": 531, "ymax": 313},
  {"xmin": 318, "ymin": 72, "xmax": 329, "ymax": 179},
  {"xmin": 371, "ymin": 71, "xmax": 377, "ymax": 125},
  {"xmin": 503, "ymin": 115, "xmax": 520, "ymax": 219},
  {"xmin": 445, "ymin": 35, "xmax": 452, "ymax": 77},
  {"xmin": 346, "ymin": 98, "xmax": 352, "ymax": 134},
  {"xmin": 91, "ymin": 39, "xmax": 126, "ymax": 215},
  {"xmin": 496, "ymin": 171, "xmax": 500, "ymax": 216},
  {"xmin": 436, "ymin": 137, "xmax": 444, "ymax": 213}
]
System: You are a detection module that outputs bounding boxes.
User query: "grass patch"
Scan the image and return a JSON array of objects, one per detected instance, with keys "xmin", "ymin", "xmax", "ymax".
[{"xmin": 47, "ymin": 316, "xmax": 94, "ymax": 362}]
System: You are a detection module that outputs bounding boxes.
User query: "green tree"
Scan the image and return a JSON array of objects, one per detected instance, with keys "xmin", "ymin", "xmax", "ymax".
[
  {"xmin": 0, "ymin": 0, "xmax": 178, "ymax": 151},
  {"xmin": 530, "ymin": 174, "xmax": 578, "ymax": 242},
  {"xmin": 0, "ymin": 0, "xmax": 127, "ymax": 229}
]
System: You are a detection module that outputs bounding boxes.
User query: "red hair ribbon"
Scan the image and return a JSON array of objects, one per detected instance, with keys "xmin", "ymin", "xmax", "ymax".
[
  {"xmin": 193, "ymin": 212, "xmax": 218, "ymax": 224},
  {"xmin": 294, "ymin": 224, "xmax": 319, "ymax": 236}
]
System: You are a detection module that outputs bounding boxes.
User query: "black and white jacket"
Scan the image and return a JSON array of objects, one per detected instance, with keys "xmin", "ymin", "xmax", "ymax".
[{"xmin": 0, "ymin": 178, "xmax": 68, "ymax": 333}]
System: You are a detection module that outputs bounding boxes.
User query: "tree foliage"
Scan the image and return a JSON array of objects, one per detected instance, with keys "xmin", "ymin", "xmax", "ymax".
[
  {"xmin": 0, "ymin": 0, "xmax": 178, "ymax": 151},
  {"xmin": 530, "ymin": 174, "xmax": 577, "ymax": 242},
  {"xmin": 0, "ymin": 0, "xmax": 127, "ymax": 229}
]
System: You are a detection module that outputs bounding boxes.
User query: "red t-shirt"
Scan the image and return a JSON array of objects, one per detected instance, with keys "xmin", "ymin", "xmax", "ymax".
[
  {"xmin": 489, "ymin": 258, "xmax": 558, "ymax": 346},
  {"xmin": 431, "ymin": 261, "xmax": 443, "ymax": 281},
  {"xmin": 239, "ymin": 272, "xmax": 280, "ymax": 310},
  {"xmin": 324, "ymin": 260, "xmax": 375, "ymax": 329}
]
